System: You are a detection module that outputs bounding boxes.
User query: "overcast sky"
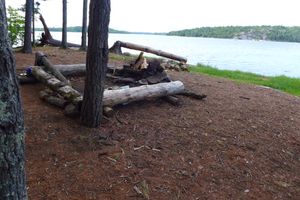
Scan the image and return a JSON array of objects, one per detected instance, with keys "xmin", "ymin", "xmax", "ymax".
[{"xmin": 6, "ymin": 0, "xmax": 300, "ymax": 32}]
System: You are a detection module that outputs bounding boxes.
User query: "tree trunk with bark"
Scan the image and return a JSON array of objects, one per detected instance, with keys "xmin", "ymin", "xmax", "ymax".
[
  {"xmin": 32, "ymin": 0, "xmax": 35, "ymax": 45},
  {"xmin": 80, "ymin": 0, "xmax": 88, "ymax": 50},
  {"xmin": 0, "ymin": 2, "xmax": 27, "ymax": 199},
  {"xmin": 23, "ymin": 0, "xmax": 33, "ymax": 53},
  {"xmin": 80, "ymin": 0, "xmax": 111, "ymax": 127},
  {"xmin": 62, "ymin": 0, "xmax": 68, "ymax": 49}
]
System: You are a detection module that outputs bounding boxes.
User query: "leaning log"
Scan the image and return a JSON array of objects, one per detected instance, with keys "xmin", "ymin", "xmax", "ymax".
[
  {"xmin": 35, "ymin": 52, "xmax": 70, "ymax": 85},
  {"xmin": 39, "ymin": 14, "xmax": 81, "ymax": 48},
  {"xmin": 109, "ymin": 40, "xmax": 187, "ymax": 63}
]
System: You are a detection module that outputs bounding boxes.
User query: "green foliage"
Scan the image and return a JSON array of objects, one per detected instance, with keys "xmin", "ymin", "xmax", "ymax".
[
  {"xmin": 168, "ymin": 26, "xmax": 300, "ymax": 43},
  {"xmin": 7, "ymin": 6, "xmax": 25, "ymax": 46},
  {"xmin": 190, "ymin": 64, "xmax": 300, "ymax": 96}
]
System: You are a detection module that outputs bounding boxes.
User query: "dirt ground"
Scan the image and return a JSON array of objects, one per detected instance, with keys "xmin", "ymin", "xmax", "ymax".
[{"xmin": 15, "ymin": 47, "xmax": 300, "ymax": 200}]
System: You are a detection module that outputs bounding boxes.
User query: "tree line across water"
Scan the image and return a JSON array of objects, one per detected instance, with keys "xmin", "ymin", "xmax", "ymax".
[{"xmin": 167, "ymin": 26, "xmax": 300, "ymax": 43}]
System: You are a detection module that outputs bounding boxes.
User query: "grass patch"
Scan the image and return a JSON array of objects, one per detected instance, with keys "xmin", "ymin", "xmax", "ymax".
[{"xmin": 190, "ymin": 64, "xmax": 300, "ymax": 96}]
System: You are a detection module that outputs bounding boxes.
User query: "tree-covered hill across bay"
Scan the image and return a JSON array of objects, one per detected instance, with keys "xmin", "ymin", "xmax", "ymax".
[
  {"xmin": 35, "ymin": 27, "xmax": 165, "ymax": 35},
  {"xmin": 35, "ymin": 26, "xmax": 129, "ymax": 33},
  {"xmin": 167, "ymin": 26, "xmax": 300, "ymax": 43}
]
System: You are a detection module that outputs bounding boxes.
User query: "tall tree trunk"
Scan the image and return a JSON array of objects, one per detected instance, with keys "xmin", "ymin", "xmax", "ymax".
[
  {"xmin": 80, "ymin": 0, "xmax": 88, "ymax": 51},
  {"xmin": 80, "ymin": 0, "xmax": 111, "ymax": 127},
  {"xmin": 23, "ymin": 0, "xmax": 33, "ymax": 53},
  {"xmin": 0, "ymin": 1, "xmax": 27, "ymax": 199},
  {"xmin": 62, "ymin": 0, "xmax": 68, "ymax": 49},
  {"xmin": 32, "ymin": 0, "xmax": 35, "ymax": 46}
]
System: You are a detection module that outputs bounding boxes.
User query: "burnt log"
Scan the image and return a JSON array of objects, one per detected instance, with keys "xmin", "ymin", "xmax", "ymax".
[{"xmin": 109, "ymin": 40, "xmax": 187, "ymax": 63}]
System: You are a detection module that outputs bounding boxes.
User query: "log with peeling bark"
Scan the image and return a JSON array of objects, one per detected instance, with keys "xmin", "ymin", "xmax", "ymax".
[
  {"xmin": 31, "ymin": 66, "xmax": 82, "ymax": 104},
  {"xmin": 35, "ymin": 52, "xmax": 70, "ymax": 85},
  {"xmin": 109, "ymin": 40, "xmax": 187, "ymax": 63},
  {"xmin": 102, "ymin": 81, "xmax": 184, "ymax": 106},
  {"xmin": 39, "ymin": 14, "xmax": 81, "ymax": 48}
]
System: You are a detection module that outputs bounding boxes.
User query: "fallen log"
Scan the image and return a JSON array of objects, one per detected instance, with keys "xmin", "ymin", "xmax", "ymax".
[
  {"xmin": 109, "ymin": 40, "xmax": 187, "ymax": 63},
  {"xmin": 39, "ymin": 14, "xmax": 81, "ymax": 48},
  {"xmin": 18, "ymin": 74, "xmax": 37, "ymax": 84},
  {"xmin": 31, "ymin": 66, "xmax": 82, "ymax": 103},
  {"xmin": 162, "ymin": 95, "xmax": 181, "ymax": 106},
  {"xmin": 102, "ymin": 81, "xmax": 184, "ymax": 106},
  {"xmin": 39, "ymin": 90, "xmax": 68, "ymax": 108},
  {"xmin": 54, "ymin": 64, "xmax": 86, "ymax": 76},
  {"xmin": 178, "ymin": 90, "xmax": 207, "ymax": 100}
]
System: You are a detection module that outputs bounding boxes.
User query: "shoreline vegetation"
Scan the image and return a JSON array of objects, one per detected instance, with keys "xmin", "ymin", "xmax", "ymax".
[
  {"xmin": 108, "ymin": 53, "xmax": 300, "ymax": 97},
  {"xmin": 168, "ymin": 26, "xmax": 300, "ymax": 43},
  {"xmin": 35, "ymin": 27, "xmax": 165, "ymax": 35},
  {"xmin": 191, "ymin": 64, "xmax": 300, "ymax": 96}
]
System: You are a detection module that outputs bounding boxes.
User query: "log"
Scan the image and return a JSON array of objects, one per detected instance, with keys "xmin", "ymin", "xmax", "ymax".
[
  {"xmin": 109, "ymin": 40, "xmax": 187, "ymax": 63},
  {"xmin": 102, "ymin": 81, "xmax": 184, "ymax": 106},
  {"xmin": 54, "ymin": 64, "xmax": 86, "ymax": 76},
  {"xmin": 31, "ymin": 66, "xmax": 82, "ymax": 103},
  {"xmin": 39, "ymin": 14, "xmax": 81, "ymax": 48},
  {"xmin": 32, "ymin": 66, "xmax": 185, "ymax": 108},
  {"xmin": 162, "ymin": 95, "xmax": 181, "ymax": 106},
  {"xmin": 103, "ymin": 106, "xmax": 114, "ymax": 117},
  {"xmin": 106, "ymin": 74, "xmax": 136, "ymax": 84},
  {"xmin": 19, "ymin": 63, "xmax": 117, "ymax": 85},
  {"xmin": 178, "ymin": 90, "xmax": 207, "ymax": 100},
  {"xmin": 35, "ymin": 52, "xmax": 70, "ymax": 85},
  {"xmin": 17, "ymin": 74, "xmax": 37, "ymax": 84}
]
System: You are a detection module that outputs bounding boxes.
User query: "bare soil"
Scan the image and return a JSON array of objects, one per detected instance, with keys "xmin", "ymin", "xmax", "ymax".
[{"xmin": 16, "ymin": 47, "xmax": 300, "ymax": 200}]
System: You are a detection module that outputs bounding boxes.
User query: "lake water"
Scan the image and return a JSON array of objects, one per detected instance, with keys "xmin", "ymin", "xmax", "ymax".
[{"xmin": 36, "ymin": 32, "xmax": 300, "ymax": 78}]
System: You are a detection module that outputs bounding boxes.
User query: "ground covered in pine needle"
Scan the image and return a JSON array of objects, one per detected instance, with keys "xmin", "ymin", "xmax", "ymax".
[{"xmin": 15, "ymin": 47, "xmax": 300, "ymax": 200}]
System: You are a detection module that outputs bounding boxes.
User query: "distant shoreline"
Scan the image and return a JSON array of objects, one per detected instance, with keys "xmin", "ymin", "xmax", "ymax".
[
  {"xmin": 167, "ymin": 26, "xmax": 300, "ymax": 43},
  {"xmin": 35, "ymin": 27, "xmax": 166, "ymax": 35},
  {"xmin": 36, "ymin": 25, "xmax": 300, "ymax": 43}
]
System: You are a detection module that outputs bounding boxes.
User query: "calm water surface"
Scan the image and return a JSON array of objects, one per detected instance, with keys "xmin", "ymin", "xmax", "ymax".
[{"xmin": 38, "ymin": 32, "xmax": 300, "ymax": 78}]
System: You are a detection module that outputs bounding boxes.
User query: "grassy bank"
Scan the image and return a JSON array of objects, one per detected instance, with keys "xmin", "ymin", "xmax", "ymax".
[{"xmin": 190, "ymin": 64, "xmax": 300, "ymax": 96}]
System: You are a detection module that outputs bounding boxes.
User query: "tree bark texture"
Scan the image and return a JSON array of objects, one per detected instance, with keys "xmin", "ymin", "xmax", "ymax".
[
  {"xmin": 62, "ymin": 0, "xmax": 68, "ymax": 49},
  {"xmin": 0, "ymin": 2, "xmax": 27, "ymax": 199},
  {"xmin": 32, "ymin": 0, "xmax": 35, "ymax": 45},
  {"xmin": 23, "ymin": 0, "xmax": 33, "ymax": 53},
  {"xmin": 80, "ymin": 0, "xmax": 111, "ymax": 127},
  {"xmin": 80, "ymin": 0, "xmax": 88, "ymax": 50}
]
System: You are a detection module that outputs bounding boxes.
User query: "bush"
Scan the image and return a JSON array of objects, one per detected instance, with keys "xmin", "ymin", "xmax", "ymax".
[{"xmin": 7, "ymin": 6, "xmax": 25, "ymax": 46}]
